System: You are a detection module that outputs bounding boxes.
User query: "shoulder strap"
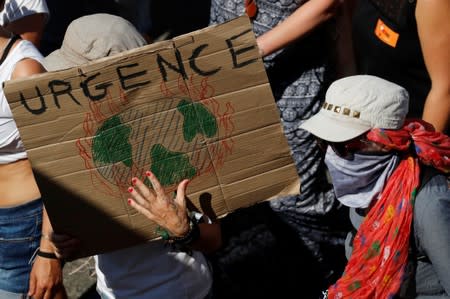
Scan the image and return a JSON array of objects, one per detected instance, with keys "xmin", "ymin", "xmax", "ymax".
[{"xmin": 0, "ymin": 34, "xmax": 21, "ymax": 65}]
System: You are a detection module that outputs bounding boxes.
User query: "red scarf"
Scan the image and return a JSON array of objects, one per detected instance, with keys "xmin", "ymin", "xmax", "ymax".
[{"xmin": 327, "ymin": 120, "xmax": 450, "ymax": 299}]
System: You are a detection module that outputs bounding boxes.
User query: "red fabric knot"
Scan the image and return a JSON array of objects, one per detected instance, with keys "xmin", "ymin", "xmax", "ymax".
[{"xmin": 328, "ymin": 119, "xmax": 449, "ymax": 298}]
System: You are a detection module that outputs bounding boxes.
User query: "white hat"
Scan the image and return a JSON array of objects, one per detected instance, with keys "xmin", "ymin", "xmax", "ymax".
[
  {"xmin": 300, "ymin": 75, "xmax": 409, "ymax": 142},
  {"xmin": 43, "ymin": 13, "xmax": 146, "ymax": 71}
]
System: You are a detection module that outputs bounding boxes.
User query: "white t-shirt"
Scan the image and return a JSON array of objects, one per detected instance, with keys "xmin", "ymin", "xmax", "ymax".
[
  {"xmin": 0, "ymin": 0, "xmax": 49, "ymax": 26},
  {"xmin": 95, "ymin": 240, "xmax": 213, "ymax": 299},
  {"xmin": 0, "ymin": 39, "xmax": 44, "ymax": 164}
]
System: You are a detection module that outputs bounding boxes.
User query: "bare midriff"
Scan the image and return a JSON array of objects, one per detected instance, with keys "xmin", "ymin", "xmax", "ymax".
[{"xmin": 0, "ymin": 159, "xmax": 41, "ymax": 207}]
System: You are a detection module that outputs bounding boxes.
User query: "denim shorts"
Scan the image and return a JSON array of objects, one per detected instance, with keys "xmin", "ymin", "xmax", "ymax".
[{"xmin": 0, "ymin": 198, "xmax": 42, "ymax": 295}]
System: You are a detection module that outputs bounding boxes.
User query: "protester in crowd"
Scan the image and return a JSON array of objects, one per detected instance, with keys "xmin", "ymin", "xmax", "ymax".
[
  {"xmin": 348, "ymin": 0, "xmax": 449, "ymax": 132},
  {"xmin": 0, "ymin": 0, "xmax": 66, "ymax": 298},
  {"xmin": 300, "ymin": 75, "xmax": 450, "ymax": 298},
  {"xmin": 45, "ymin": 13, "xmax": 221, "ymax": 299},
  {"xmin": 0, "ymin": 0, "xmax": 49, "ymax": 48},
  {"xmin": 209, "ymin": 0, "xmax": 350, "ymax": 295}
]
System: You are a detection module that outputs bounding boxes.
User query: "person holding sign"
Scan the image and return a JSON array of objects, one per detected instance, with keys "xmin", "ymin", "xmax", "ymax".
[
  {"xmin": 209, "ymin": 0, "xmax": 350, "ymax": 292},
  {"xmin": 45, "ymin": 14, "xmax": 221, "ymax": 299},
  {"xmin": 0, "ymin": 1, "xmax": 66, "ymax": 299}
]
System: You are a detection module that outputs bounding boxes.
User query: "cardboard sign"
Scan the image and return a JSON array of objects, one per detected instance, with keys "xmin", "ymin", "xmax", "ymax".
[{"xmin": 4, "ymin": 16, "xmax": 299, "ymax": 257}]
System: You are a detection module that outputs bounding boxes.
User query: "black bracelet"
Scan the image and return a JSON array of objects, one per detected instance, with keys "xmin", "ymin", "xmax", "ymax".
[
  {"xmin": 168, "ymin": 213, "xmax": 200, "ymax": 246},
  {"xmin": 37, "ymin": 249, "xmax": 58, "ymax": 259}
]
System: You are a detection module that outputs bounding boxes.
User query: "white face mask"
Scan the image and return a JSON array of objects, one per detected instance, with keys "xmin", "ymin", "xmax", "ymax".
[{"xmin": 324, "ymin": 148, "xmax": 400, "ymax": 208}]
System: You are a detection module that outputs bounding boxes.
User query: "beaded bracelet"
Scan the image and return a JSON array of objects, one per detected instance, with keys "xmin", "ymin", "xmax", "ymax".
[
  {"xmin": 156, "ymin": 213, "xmax": 200, "ymax": 246},
  {"xmin": 168, "ymin": 215, "xmax": 200, "ymax": 246}
]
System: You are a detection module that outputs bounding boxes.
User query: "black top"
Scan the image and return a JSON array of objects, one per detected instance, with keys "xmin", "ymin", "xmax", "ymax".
[{"xmin": 352, "ymin": 0, "xmax": 430, "ymax": 118}]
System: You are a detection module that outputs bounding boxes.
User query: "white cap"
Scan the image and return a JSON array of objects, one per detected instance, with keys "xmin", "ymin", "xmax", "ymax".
[{"xmin": 300, "ymin": 75, "xmax": 409, "ymax": 142}]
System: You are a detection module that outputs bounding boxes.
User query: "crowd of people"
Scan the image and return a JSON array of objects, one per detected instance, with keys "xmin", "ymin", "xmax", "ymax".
[{"xmin": 0, "ymin": 0, "xmax": 448, "ymax": 299}]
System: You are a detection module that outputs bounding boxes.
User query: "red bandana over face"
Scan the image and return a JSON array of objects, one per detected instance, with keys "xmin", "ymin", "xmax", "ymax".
[{"xmin": 328, "ymin": 120, "xmax": 450, "ymax": 299}]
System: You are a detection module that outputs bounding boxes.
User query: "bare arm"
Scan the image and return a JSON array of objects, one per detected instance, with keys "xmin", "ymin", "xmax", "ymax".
[
  {"xmin": 257, "ymin": 0, "xmax": 341, "ymax": 56},
  {"xmin": 28, "ymin": 208, "xmax": 65, "ymax": 299},
  {"xmin": 11, "ymin": 56, "xmax": 50, "ymax": 253},
  {"xmin": 11, "ymin": 58, "xmax": 65, "ymax": 299},
  {"xmin": 416, "ymin": 0, "xmax": 450, "ymax": 132},
  {"xmin": 11, "ymin": 57, "xmax": 46, "ymax": 79}
]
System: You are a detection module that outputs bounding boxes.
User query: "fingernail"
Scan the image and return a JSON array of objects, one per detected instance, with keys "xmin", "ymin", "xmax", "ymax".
[
  {"xmin": 132, "ymin": 178, "xmax": 137, "ymax": 185},
  {"xmin": 127, "ymin": 198, "xmax": 132, "ymax": 205},
  {"xmin": 128, "ymin": 187, "xmax": 134, "ymax": 193},
  {"xmin": 146, "ymin": 171, "xmax": 152, "ymax": 177}
]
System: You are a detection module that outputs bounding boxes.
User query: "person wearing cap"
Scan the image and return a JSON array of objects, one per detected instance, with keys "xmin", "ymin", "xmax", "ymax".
[
  {"xmin": 0, "ymin": 0, "xmax": 49, "ymax": 48},
  {"xmin": 209, "ymin": 1, "xmax": 351, "ymax": 294},
  {"xmin": 0, "ymin": 0, "xmax": 66, "ymax": 299},
  {"xmin": 300, "ymin": 75, "xmax": 450, "ymax": 298},
  {"xmin": 45, "ymin": 13, "xmax": 220, "ymax": 299}
]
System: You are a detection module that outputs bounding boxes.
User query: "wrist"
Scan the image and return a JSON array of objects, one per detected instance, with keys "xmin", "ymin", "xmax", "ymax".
[
  {"xmin": 256, "ymin": 35, "xmax": 268, "ymax": 57},
  {"xmin": 172, "ymin": 217, "xmax": 191, "ymax": 238},
  {"xmin": 156, "ymin": 213, "xmax": 200, "ymax": 246},
  {"xmin": 39, "ymin": 232, "xmax": 55, "ymax": 251},
  {"xmin": 37, "ymin": 249, "xmax": 58, "ymax": 260},
  {"xmin": 41, "ymin": 232, "xmax": 52, "ymax": 241},
  {"xmin": 258, "ymin": 46, "xmax": 265, "ymax": 57},
  {"xmin": 169, "ymin": 213, "xmax": 200, "ymax": 246},
  {"xmin": 39, "ymin": 241, "xmax": 53, "ymax": 250}
]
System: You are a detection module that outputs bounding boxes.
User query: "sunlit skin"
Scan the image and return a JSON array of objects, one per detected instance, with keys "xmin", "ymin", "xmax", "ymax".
[
  {"xmin": 0, "ymin": 7, "xmax": 65, "ymax": 297},
  {"xmin": 417, "ymin": 0, "xmax": 450, "ymax": 132},
  {"xmin": 255, "ymin": 0, "xmax": 342, "ymax": 57},
  {"xmin": 128, "ymin": 171, "xmax": 191, "ymax": 238},
  {"xmin": 51, "ymin": 170, "xmax": 222, "ymax": 258},
  {"xmin": 127, "ymin": 171, "xmax": 222, "ymax": 254}
]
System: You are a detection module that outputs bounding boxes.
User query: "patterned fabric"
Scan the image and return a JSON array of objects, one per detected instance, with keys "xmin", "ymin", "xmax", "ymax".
[
  {"xmin": 209, "ymin": 4, "xmax": 348, "ymax": 286},
  {"xmin": 209, "ymin": 5, "xmax": 350, "ymax": 297},
  {"xmin": 210, "ymin": 0, "xmax": 337, "ymax": 218},
  {"xmin": 367, "ymin": 120, "xmax": 450, "ymax": 173},
  {"xmin": 328, "ymin": 120, "xmax": 450, "ymax": 298}
]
